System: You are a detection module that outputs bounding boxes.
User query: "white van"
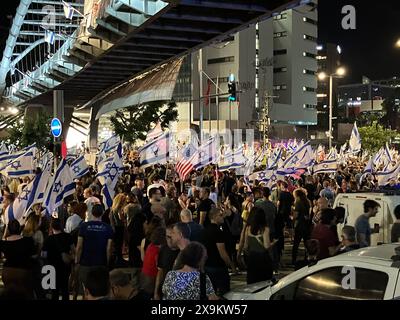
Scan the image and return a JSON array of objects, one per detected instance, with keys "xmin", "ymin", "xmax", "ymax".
[{"xmin": 333, "ymin": 192, "xmax": 400, "ymax": 245}]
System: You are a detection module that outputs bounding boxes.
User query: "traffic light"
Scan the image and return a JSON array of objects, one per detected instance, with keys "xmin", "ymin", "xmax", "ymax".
[{"xmin": 228, "ymin": 79, "xmax": 237, "ymax": 101}]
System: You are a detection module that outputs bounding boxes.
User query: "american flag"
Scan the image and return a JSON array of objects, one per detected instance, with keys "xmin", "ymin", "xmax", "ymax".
[{"xmin": 176, "ymin": 144, "xmax": 197, "ymax": 181}]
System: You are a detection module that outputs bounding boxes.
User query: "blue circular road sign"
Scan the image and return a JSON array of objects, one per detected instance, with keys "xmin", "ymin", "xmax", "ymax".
[{"xmin": 51, "ymin": 118, "xmax": 62, "ymax": 138}]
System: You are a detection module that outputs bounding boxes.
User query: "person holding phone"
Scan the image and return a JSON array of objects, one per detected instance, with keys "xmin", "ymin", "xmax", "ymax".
[{"xmin": 355, "ymin": 200, "xmax": 381, "ymax": 247}]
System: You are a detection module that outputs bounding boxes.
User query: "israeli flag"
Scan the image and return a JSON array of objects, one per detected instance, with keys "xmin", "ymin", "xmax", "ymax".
[
  {"xmin": 359, "ymin": 157, "xmax": 374, "ymax": 185},
  {"xmin": 43, "ymin": 159, "xmax": 76, "ymax": 216},
  {"xmin": 62, "ymin": 0, "xmax": 74, "ymax": 19},
  {"xmin": 267, "ymin": 148, "xmax": 282, "ymax": 170},
  {"xmin": 349, "ymin": 122, "xmax": 361, "ymax": 154},
  {"xmin": 1, "ymin": 149, "xmax": 35, "ymax": 178},
  {"xmin": 376, "ymin": 162, "xmax": 400, "ymax": 186},
  {"xmin": 248, "ymin": 169, "xmax": 275, "ymax": 183},
  {"xmin": 312, "ymin": 159, "xmax": 338, "ymax": 174},
  {"xmin": 4, "ymin": 161, "xmax": 52, "ymax": 224},
  {"xmin": 0, "ymin": 143, "xmax": 8, "ymax": 157},
  {"xmin": 101, "ymin": 143, "xmax": 124, "ymax": 210},
  {"xmin": 191, "ymin": 136, "xmax": 217, "ymax": 170},
  {"xmin": 44, "ymin": 30, "xmax": 55, "ymax": 45},
  {"xmin": 218, "ymin": 146, "xmax": 247, "ymax": 171},
  {"xmin": 327, "ymin": 147, "xmax": 338, "ymax": 160},
  {"xmin": 96, "ymin": 155, "xmax": 114, "ymax": 185},
  {"xmin": 282, "ymin": 142, "xmax": 314, "ymax": 171},
  {"xmin": 96, "ymin": 151, "xmax": 107, "ymax": 166},
  {"xmin": 70, "ymin": 155, "xmax": 89, "ymax": 179},
  {"xmin": 140, "ymin": 132, "xmax": 170, "ymax": 168},
  {"xmin": 385, "ymin": 143, "xmax": 393, "ymax": 162},
  {"xmin": 99, "ymin": 135, "xmax": 121, "ymax": 154}
]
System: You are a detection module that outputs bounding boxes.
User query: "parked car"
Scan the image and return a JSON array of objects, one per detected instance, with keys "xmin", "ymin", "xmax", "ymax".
[{"xmin": 225, "ymin": 244, "xmax": 400, "ymax": 300}]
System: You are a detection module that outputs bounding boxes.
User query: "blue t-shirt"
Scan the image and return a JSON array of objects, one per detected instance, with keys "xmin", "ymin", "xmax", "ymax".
[
  {"xmin": 355, "ymin": 214, "xmax": 371, "ymax": 247},
  {"xmin": 79, "ymin": 221, "xmax": 113, "ymax": 266}
]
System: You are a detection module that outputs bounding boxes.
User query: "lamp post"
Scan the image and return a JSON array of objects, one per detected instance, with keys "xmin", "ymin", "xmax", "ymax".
[{"xmin": 318, "ymin": 67, "xmax": 346, "ymax": 149}]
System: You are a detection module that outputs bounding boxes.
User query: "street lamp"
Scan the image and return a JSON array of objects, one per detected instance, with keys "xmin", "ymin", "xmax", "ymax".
[
  {"xmin": 396, "ymin": 39, "xmax": 400, "ymax": 48},
  {"xmin": 318, "ymin": 67, "xmax": 347, "ymax": 149}
]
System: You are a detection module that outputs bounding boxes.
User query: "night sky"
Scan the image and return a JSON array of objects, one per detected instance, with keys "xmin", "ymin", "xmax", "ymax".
[{"xmin": 0, "ymin": 0, "xmax": 399, "ymax": 85}]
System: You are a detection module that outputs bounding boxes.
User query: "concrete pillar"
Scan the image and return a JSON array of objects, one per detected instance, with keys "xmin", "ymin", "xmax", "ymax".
[{"xmin": 88, "ymin": 105, "xmax": 99, "ymax": 153}]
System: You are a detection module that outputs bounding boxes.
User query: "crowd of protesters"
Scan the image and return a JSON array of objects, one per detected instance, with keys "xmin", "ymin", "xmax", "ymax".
[{"xmin": 0, "ymin": 156, "xmax": 399, "ymax": 301}]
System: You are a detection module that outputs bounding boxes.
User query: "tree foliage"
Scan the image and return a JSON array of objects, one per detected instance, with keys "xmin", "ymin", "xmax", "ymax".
[
  {"xmin": 358, "ymin": 121, "xmax": 399, "ymax": 153},
  {"xmin": 0, "ymin": 110, "xmax": 52, "ymax": 150},
  {"xmin": 109, "ymin": 100, "xmax": 178, "ymax": 143},
  {"xmin": 380, "ymin": 88, "xmax": 400, "ymax": 130}
]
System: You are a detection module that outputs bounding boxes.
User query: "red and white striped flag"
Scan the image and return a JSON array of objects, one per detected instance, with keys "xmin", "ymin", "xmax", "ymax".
[{"xmin": 176, "ymin": 143, "xmax": 197, "ymax": 181}]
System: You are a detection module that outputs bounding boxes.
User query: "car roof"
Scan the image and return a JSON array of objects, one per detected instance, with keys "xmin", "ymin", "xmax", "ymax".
[
  {"xmin": 271, "ymin": 244, "xmax": 400, "ymax": 291},
  {"xmin": 338, "ymin": 243, "xmax": 400, "ymax": 262}
]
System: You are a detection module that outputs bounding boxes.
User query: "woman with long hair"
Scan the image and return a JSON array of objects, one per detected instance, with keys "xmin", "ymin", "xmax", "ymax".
[
  {"xmin": 163, "ymin": 242, "xmax": 218, "ymax": 300},
  {"xmin": 243, "ymin": 207, "xmax": 276, "ymax": 284},
  {"xmin": 291, "ymin": 188, "xmax": 312, "ymax": 265},
  {"xmin": 110, "ymin": 193, "xmax": 127, "ymax": 265}
]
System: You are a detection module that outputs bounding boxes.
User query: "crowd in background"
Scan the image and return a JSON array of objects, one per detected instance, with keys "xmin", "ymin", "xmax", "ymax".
[{"xmin": 0, "ymin": 155, "xmax": 400, "ymax": 301}]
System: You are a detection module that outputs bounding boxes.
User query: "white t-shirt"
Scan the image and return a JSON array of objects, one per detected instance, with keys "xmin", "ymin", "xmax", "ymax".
[
  {"xmin": 84, "ymin": 196, "xmax": 101, "ymax": 222},
  {"xmin": 65, "ymin": 214, "xmax": 83, "ymax": 233}
]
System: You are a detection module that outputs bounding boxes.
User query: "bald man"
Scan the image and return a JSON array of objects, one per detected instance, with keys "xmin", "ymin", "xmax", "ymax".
[{"xmin": 180, "ymin": 209, "xmax": 203, "ymax": 242}]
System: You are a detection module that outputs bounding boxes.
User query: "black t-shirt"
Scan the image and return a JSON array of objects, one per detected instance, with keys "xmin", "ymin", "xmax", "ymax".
[
  {"xmin": 0, "ymin": 237, "xmax": 35, "ymax": 269},
  {"xmin": 142, "ymin": 202, "xmax": 154, "ymax": 223},
  {"xmin": 43, "ymin": 233, "xmax": 73, "ymax": 268},
  {"xmin": 78, "ymin": 221, "xmax": 114, "ymax": 266},
  {"xmin": 278, "ymin": 191, "xmax": 294, "ymax": 216},
  {"xmin": 187, "ymin": 221, "xmax": 204, "ymax": 242},
  {"xmin": 294, "ymin": 201, "xmax": 311, "ymax": 230},
  {"xmin": 201, "ymin": 224, "xmax": 226, "ymax": 268},
  {"xmin": 128, "ymin": 212, "xmax": 147, "ymax": 246},
  {"xmin": 304, "ymin": 183, "xmax": 316, "ymax": 202},
  {"xmin": 157, "ymin": 245, "xmax": 180, "ymax": 271},
  {"xmin": 197, "ymin": 198, "xmax": 215, "ymax": 226}
]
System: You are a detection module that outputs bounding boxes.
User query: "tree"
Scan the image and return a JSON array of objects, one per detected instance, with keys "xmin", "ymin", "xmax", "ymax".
[
  {"xmin": 110, "ymin": 100, "xmax": 178, "ymax": 143},
  {"xmin": 358, "ymin": 121, "xmax": 399, "ymax": 153},
  {"xmin": 0, "ymin": 110, "xmax": 52, "ymax": 150},
  {"xmin": 380, "ymin": 88, "xmax": 400, "ymax": 130}
]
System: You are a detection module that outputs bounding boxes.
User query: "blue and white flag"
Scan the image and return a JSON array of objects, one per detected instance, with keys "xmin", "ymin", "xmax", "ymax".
[
  {"xmin": 327, "ymin": 147, "xmax": 338, "ymax": 160},
  {"xmin": 62, "ymin": 0, "xmax": 74, "ymax": 19},
  {"xmin": 101, "ymin": 143, "xmax": 124, "ymax": 210},
  {"xmin": 44, "ymin": 30, "xmax": 55, "ymax": 45},
  {"xmin": 140, "ymin": 132, "xmax": 170, "ymax": 168},
  {"xmin": 43, "ymin": 159, "xmax": 76, "ymax": 216},
  {"xmin": 96, "ymin": 151, "xmax": 107, "ymax": 166},
  {"xmin": 0, "ymin": 143, "xmax": 8, "ymax": 157},
  {"xmin": 218, "ymin": 146, "xmax": 247, "ymax": 171},
  {"xmin": 376, "ymin": 162, "xmax": 400, "ymax": 186},
  {"xmin": 312, "ymin": 159, "xmax": 338, "ymax": 174},
  {"xmin": 267, "ymin": 148, "xmax": 282, "ymax": 169},
  {"xmin": 359, "ymin": 157, "xmax": 374, "ymax": 185},
  {"xmin": 349, "ymin": 122, "xmax": 361, "ymax": 154},
  {"xmin": 191, "ymin": 136, "xmax": 218, "ymax": 171},
  {"xmin": 96, "ymin": 155, "xmax": 114, "ymax": 185},
  {"xmin": 99, "ymin": 135, "xmax": 121, "ymax": 154},
  {"xmin": 385, "ymin": 142, "xmax": 393, "ymax": 163},
  {"xmin": 1, "ymin": 149, "xmax": 35, "ymax": 178},
  {"xmin": 70, "ymin": 155, "xmax": 89, "ymax": 179},
  {"xmin": 282, "ymin": 142, "xmax": 314, "ymax": 172},
  {"xmin": 248, "ymin": 169, "xmax": 275, "ymax": 183},
  {"xmin": 4, "ymin": 161, "xmax": 52, "ymax": 224}
]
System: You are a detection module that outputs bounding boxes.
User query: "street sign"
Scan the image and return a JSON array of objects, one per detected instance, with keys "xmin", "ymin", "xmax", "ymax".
[{"xmin": 51, "ymin": 118, "xmax": 62, "ymax": 138}]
